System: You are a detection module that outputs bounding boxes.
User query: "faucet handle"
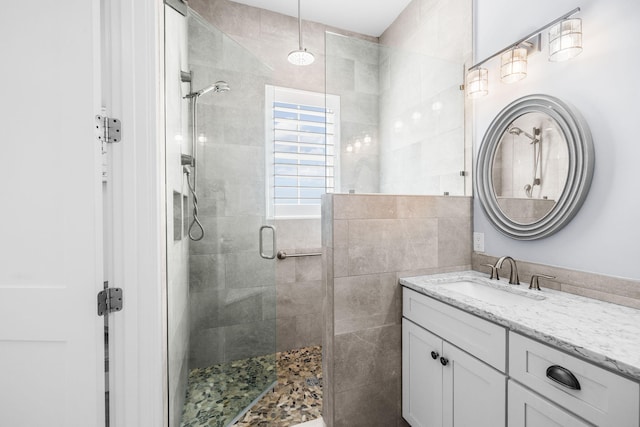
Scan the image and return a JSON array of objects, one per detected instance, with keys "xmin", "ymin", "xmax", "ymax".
[
  {"xmin": 483, "ymin": 263, "xmax": 500, "ymax": 280},
  {"xmin": 529, "ymin": 274, "xmax": 555, "ymax": 290}
]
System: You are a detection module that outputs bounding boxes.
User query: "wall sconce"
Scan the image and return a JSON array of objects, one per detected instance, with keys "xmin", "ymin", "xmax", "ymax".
[
  {"xmin": 549, "ymin": 18, "xmax": 583, "ymax": 62},
  {"xmin": 466, "ymin": 68, "xmax": 489, "ymax": 98},
  {"xmin": 466, "ymin": 7, "xmax": 582, "ymax": 99},
  {"xmin": 500, "ymin": 48, "xmax": 528, "ymax": 83}
]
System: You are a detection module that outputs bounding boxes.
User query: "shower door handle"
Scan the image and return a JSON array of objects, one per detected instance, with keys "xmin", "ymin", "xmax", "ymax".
[{"xmin": 259, "ymin": 225, "xmax": 277, "ymax": 260}]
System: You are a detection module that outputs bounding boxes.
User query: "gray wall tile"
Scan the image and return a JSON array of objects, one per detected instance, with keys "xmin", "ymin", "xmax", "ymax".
[{"xmin": 324, "ymin": 194, "xmax": 473, "ymax": 426}]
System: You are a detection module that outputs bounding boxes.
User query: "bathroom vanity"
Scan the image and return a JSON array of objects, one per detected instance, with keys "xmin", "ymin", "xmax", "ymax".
[{"xmin": 400, "ymin": 271, "xmax": 640, "ymax": 427}]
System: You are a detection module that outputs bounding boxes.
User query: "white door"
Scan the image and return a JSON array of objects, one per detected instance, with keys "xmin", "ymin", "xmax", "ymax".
[
  {"xmin": 0, "ymin": 1, "xmax": 104, "ymax": 426},
  {"xmin": 402, "ymin": 319, "xmax": 443, "ymax": 427},
  {"xmin": 442, "ymin": 342, "xmax": 506, "ymax": 427}
]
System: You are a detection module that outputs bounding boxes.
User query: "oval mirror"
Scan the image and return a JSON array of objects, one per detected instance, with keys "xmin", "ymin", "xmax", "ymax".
[{"xmin": 476, "ymin": 94, "xmax": 594, "ymax": 240}]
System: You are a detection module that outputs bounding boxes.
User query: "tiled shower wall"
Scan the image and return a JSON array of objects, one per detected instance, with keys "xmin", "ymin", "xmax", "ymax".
[
  {"xmin": 274, "ymin": 219, "xmax": 323, "ymax": 351},
  {"xmin": 378, "ymin": 0, "xmax": 472, "ymax": 196},
  {"xmin": 322, "ymin": 194, "xmax": 472, "ymax": 427},
  {"xmin": 326, "ymin": 33, "xmax": 381, "ymax": 194}
]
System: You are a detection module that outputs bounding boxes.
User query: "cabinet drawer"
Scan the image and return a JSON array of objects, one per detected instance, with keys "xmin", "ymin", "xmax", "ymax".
[
  {"xmin": 509, "ymin": 332, "xmax": 640, "ymax": 427},
  {"xmin": 403, "ymin": 288, "xmax": 506, "ymax": 371},
  {"xmin": 508, "ymin": 380, "xmax": 591, "ymax": 427}
]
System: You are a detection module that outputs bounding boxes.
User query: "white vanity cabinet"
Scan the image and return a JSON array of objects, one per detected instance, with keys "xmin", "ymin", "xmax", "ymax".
[
  {"xmin": 402, "ymin": 288, "xmax": 507, "ymax": 427},
  {"xmin": 508, "ymin": 332, "xmax": 640, "ymax": 427},
  {"xmin": 401, "ymin": 272, "xmax": 640, "ymax": 427}
]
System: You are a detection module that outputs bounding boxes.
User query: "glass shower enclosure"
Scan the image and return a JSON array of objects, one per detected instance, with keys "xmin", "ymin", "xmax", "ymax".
[{"xmin": 165, "ymin": 5, "xmax": 277, "ymax": 427}]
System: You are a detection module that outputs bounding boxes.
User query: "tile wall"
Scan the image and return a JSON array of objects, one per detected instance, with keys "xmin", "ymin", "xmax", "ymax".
[
  {"xmin": 275, "ymin": 219, "xmax": 324, "ymax": 352},
  {"xmin": 322, "ymin": 194, "xmax": 472, "ymax": 427},
  {"xmin": 326, "ymin": 33, "xmax": 381, "ymax": 194},
  {"xmin": 378, "ymin": 0, "xmax": 472, "ymax": 196}
]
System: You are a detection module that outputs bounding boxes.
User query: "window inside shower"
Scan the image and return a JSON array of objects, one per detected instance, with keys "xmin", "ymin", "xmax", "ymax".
[{"xmin": 265, "ymin": 85, "xmax": 341, "ymax": 219}]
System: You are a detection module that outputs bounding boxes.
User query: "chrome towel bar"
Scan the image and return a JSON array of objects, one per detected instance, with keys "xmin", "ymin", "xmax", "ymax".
[{"xmin": 276, "ymin": 250, "xmax": 321, "ymax": 260}]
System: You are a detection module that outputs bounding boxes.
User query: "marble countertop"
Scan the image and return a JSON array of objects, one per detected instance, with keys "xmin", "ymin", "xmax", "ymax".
[{"xmin": 400, "ymin": 270, "xmax": 640, "ymax": 382}]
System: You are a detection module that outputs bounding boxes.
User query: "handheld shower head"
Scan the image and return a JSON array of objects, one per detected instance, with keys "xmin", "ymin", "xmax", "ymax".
[
  {"xmin": 213, "ymin": 81, "xmax": 230, "ymax": 93},
  {"xmin": 508, "ymin": 126, "xmax": 540, "ymax": 143},
  {"xmin": 185, "ymin": 81, "xmax": 231, "ymax": 99}
]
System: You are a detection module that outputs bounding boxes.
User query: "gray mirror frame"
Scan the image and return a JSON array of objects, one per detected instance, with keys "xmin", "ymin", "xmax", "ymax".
[{"xmin": 476, "ymin": 94, "xmax": 595, "ymax": 240}]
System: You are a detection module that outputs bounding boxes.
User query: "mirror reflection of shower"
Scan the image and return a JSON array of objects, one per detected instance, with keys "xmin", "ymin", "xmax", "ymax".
[
  {"xmin": 509, "ymin": 125, "xmax": 541, "ymax": 198},
  {"xmin": 181, "ymin": 71, "xmax": 231, "ymax": 240}
]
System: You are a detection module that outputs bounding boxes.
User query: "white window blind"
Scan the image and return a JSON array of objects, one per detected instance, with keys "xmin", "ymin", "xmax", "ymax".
[{"xmin": 265, "ymin": 86, "xmax": 340, "ymax": 218}]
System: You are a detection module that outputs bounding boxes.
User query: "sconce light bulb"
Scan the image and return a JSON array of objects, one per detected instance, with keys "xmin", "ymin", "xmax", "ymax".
[
  {"xmin": 466, "ymin": 68, "xmax": 488, "ymax": 98},
  {"xmin": 501, "ymin": 48, "xmax": 528, "ymax": 83},
  {"xmin": 549, "ymin": 18, "xmax": 583, "ymax": 62}
]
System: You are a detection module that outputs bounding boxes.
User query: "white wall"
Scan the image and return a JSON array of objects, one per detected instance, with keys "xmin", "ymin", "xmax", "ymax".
[{"xmin": 473, "ymin": 0, "xmax": 640, "ymax": 280}]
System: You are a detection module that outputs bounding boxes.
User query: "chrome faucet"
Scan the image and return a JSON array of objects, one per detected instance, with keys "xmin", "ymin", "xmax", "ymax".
[{"xmin": 495, "ymin": 256, "xmax": 520, "ymax": 285}]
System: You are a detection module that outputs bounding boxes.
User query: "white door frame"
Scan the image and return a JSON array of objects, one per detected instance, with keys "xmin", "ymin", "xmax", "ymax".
[{"xmin": 104, "ymin": 0, "xmax": 167, "ymax": 425}]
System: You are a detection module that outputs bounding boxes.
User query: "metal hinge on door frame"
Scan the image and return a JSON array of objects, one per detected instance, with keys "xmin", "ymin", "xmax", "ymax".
[
  {"xmin": 95, "ymin": 115, "xmax": 122, "ymax": 143},
  {"xmin": 96, "ymin": 114, "xmax": 121, "ymax": 182},
  {"xmin": 97, "ymin": 284, "xmax": 123, "ymax": 316},
  {"xmin": 99, "ymin": 281, "xmax": 120, "ymax": 426}
]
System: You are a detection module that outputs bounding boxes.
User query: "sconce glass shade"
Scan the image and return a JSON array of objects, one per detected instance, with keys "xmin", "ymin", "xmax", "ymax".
[
  {"xmin": 288, "ymin": 49, "xmax": 315, "ymax": 66},
  {"xmin": 549, "ymin": 18, "xmax": 583, "ymax": 62},
  {"xmin": 501, "ymin": 48, "xmax": 528, "ymax": 83},
  {"xmin": 466, "ymin": 68, "xmax": 488, "ymax": 98}
]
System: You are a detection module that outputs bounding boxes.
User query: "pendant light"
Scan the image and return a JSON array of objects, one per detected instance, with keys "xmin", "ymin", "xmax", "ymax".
[{"xmin": 288, "ymin": 0, "xmax": 314, "ymax": 66}]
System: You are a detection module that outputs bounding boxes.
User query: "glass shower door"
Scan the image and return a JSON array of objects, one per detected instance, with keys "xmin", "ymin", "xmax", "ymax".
[{"xmin": 166, "ymin": 7, "xmax": 277, "ymax": 427}]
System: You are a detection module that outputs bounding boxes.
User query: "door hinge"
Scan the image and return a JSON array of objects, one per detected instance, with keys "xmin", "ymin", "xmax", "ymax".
[
  {"xmin": 95, "ymin": 115, "xmax": 122, "ymax": 143},
  {"xmin": 98, "ymin": 285, "xmax": 123, "ymax": 316}
]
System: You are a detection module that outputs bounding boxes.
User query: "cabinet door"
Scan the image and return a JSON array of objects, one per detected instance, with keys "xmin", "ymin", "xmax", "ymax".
[
  {"xmin": 403, "ymin": 319, "xmax": 443, "ymax": 427},
  {"xmin": 508, "ymin": 380, "xmax": 592, "ymax": 427},
  {"xmin": 442, "ymin": 342, "xmax": 506, "ymax": 427}
]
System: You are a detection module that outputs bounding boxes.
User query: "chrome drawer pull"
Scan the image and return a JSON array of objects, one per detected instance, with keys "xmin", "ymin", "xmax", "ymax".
[{"xmin": 546, "ymin": 365, "xmax": 581, "ymax": 390}]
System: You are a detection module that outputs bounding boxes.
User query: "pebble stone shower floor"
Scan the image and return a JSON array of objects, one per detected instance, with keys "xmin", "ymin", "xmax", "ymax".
[{"xmin": 181, "ymin": 346, "xmax": 323, "ymax": 427}]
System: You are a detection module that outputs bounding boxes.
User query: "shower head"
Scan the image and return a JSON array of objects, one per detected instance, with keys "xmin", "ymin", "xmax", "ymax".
[
  {"xmin": 185, "ymin": 81, "xmax": 231, "ymax": 99},
  {"xmin": 508, "ymin": 126, "xmax": 540, "ymax": 143},
  {"xmin": 212, "ymin": 81, "xmax": 230, "ymax": 93}
]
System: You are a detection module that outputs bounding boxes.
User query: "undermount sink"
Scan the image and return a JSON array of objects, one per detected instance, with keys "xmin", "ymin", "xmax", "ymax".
[{"xmin": 437, "ymin": 279, "xmax": 545, "ymax": 305}]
